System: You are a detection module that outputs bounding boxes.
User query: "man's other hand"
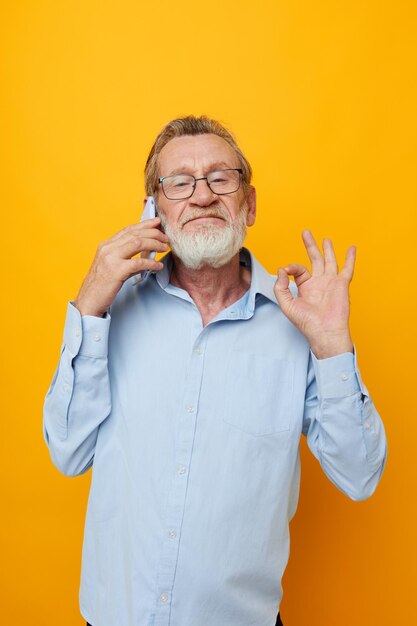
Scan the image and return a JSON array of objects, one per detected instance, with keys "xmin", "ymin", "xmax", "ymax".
[{"xmin": 274, "ymin": 230, "xmax": 356, "ymax": 359}]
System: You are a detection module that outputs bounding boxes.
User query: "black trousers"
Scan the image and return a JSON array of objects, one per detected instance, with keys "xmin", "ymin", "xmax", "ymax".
[{"xmin": 87, "ymin": 614, "xmax": 283, "ymax": 626}]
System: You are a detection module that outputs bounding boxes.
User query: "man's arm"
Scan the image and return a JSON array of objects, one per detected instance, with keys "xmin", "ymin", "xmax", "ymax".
[
  {"xmin": 302, "ymin": 348, "xmax": 387, "ymax": 500},
  {"xmin": 274, "ymin": 230, "xmax": 387, "ymax": 498},
  {"xmin": 43, "ymin": 217, "xmax": 168, "ymax": 476},
  {"xmin": 43, "ymin": 302, "xmax": 112, "ymax": 476}
]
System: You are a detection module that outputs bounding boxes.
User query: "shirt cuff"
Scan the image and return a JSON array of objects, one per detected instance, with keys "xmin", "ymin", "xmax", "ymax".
[
  {"xmin": 63, "ymin": 302, "xmax": 111, "ymax": 358},
  {"xmin": 311, "ymin": 348, "xmax": 361, "ymax": 399}
]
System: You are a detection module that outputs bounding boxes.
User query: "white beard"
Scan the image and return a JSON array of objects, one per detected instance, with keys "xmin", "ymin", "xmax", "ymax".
[{"xmin": 159, "ymin": 204, "xmax": 248, "ymax": 270}]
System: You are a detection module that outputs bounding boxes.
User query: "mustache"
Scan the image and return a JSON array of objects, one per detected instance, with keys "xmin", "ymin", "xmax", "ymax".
[{"xmin": 179, "ymin": 206, "xmax": 230, "ymax": 228}]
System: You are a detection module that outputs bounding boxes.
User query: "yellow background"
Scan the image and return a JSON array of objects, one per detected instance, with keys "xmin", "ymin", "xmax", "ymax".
[{"xmin": 1, "ymin": 1, "xmax": 416, "ymax": 624}]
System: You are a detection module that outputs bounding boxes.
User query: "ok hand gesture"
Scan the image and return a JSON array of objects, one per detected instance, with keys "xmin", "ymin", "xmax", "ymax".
[{"xmin": 274, "ymin": 230, "xmax": 356, "ymax": 359}]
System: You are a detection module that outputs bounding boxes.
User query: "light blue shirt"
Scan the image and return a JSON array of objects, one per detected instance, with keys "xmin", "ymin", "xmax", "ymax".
[{"xmin": 43, "ymin": 248, "xmax": 387, "ymax": 626}]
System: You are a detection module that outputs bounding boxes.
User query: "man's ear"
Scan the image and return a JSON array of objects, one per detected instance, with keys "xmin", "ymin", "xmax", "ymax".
[{"xmin": 246, "ymin": 186, "xmax": 256, "ymax": 227}]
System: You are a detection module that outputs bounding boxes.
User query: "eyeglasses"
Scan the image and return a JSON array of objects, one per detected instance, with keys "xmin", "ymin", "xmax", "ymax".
[{"xmin": 159, "ymin": 168, "xmax": 243, "ymax": 200}]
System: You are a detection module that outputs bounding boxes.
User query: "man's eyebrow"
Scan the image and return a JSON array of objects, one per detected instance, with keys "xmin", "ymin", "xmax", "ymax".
[{"xmin": 166, "ymin": 161, "xmax": 236, "ymax": 176}]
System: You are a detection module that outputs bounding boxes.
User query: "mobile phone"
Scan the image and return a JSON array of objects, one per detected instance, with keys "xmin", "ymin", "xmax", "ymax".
[{"xmin": 132, "ymin": 196, "xmax": 157, "ymax": 286}]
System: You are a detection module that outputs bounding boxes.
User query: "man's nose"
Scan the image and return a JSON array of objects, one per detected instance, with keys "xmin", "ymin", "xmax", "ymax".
[{"xmin": 190, "ymin": 178, "xmax": 217, "ymax": 206}]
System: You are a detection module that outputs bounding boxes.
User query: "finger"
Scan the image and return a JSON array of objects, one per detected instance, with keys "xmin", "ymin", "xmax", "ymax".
[
  {"xmin": 323, "ymin": 238, "xmax": 338, "ymax": 275},
  {"xmin": 115, "ymin": 227, "xmax": 169, "ymax": 248},
  {"xmin": 111, "ymin": 217, "xmax": 164, "ymax": 243},
  {"xmin": 274, "ymin": 268, "xmax": 295, "ymax": 313},
  {"xmin": 340, "ymin": 245, "xmax": 356, "ymax": 281},
  {"xmin": 302, "ymin": 230, "xmax": 324, "ymax": 275},
  {"xmin": 103, "ymin": 229, "xmax": 168, "ymax": 258},
  {"xmin": 284, "ymin": 263, "xmax": 311, "ymax": 287},
  {"xmin": 119, "ymin": 237, "xmax": 169, "ymax": 259},
  {"xmin": 122, "ymin": 257, "xmax": 164, "ymax": 280},
  {"xmin": 128, "ymin": 219, "xmax": 168, "ymax": 241}
]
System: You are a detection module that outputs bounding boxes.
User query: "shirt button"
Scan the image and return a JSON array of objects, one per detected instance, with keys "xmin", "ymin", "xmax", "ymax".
[
  {"xmin": 364, "ymin": 421, "xmax": 371, "ymax": 430},
  {"xmin": 177, "ymin": 465, "xmax": 187, "ymax": 475},
  {"xmin": 186, "ymin": 404, "xmax": 195, "ymax": 413},
  {"xmin": 194, "ymin": 346, "xmax": 203, "ymax": 355},
  {"xmin": 75, "ymin": 329, "xmax": 81, "ymax": 337},
  {"xmin": 168, "ymin": 529, "xmax": 177, "ymax": 539},
  {"xmin": 340, "ymin": 372, "xmax": 349, "ymax": 381},
  {"xmin": 93, "ymin": 333, "xmax": 101, "ymax": 342},
  {"xmin": 159, "ymin": 592, "xmax": 169, "ymax": 603}
]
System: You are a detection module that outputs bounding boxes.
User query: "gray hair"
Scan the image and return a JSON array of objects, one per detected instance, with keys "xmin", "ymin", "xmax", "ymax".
[{"xmin": 144, "ymin": 115, "xmax": 252, "ymax": 197}]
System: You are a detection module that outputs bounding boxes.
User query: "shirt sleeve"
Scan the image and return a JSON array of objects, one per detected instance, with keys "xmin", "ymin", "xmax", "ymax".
[
  {"xmin": 302, "ymin": 347, "xmax": 387, "ymax": 501},
  {"xmin": 43, "ymin": 302, "xmax": 112, "ymax": 476}
]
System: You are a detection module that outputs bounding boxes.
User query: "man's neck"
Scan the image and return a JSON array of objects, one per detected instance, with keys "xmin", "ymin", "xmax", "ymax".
[{"xmin": 170, "ymin": 252, "xmax": 251, "ymax": 327}]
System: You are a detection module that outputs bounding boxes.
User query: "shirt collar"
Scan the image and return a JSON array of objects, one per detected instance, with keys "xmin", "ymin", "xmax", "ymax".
[
  {"xmin": 239, "ymin": 247, "xmax": 278, "ymax": 309},
  {"xmin": 154, "ymin": 248, "xmax": 278, "ymax": 313},
  {"xmin": 155, "ymin": 253, "xmax": 173, "ymax": 289}
]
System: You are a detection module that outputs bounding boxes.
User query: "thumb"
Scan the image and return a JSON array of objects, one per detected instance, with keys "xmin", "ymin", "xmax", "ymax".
[{"xmin": 274, "ymin": 268, "xmax": 294, "ymax": 312}]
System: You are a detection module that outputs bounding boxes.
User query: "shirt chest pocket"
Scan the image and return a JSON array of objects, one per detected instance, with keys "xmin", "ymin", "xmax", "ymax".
[{"xmin": 222, "ymin": 352, "xmax": 294, "ymax": 437}]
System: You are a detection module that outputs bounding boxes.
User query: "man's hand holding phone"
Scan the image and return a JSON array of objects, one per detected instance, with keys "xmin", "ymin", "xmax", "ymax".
[{"xmin": 74, "ymin": 214, "xmax": 169, "ymax": 318}]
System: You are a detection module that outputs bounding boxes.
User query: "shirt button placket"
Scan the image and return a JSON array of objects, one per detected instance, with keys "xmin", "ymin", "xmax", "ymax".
[{"xmin": 153, "ymin": 330, "xmax": 208, "ymax": 625}]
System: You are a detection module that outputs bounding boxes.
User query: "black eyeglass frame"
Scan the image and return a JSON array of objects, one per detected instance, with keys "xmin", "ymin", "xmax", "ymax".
[{"xmin": 158, "ymin": 168, "xmax": 243, "ymax": 200}]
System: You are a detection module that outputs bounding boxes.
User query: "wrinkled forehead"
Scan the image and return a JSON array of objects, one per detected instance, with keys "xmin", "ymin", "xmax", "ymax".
[{"xmin": 157, "ymin": 134, "xmax": 241, "ymax": 177}]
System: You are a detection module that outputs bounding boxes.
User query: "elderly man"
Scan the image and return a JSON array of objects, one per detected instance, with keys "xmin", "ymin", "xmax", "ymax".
[{"xmin": 43, "ymin": 115, "xmax": 387, "ymax": 626}]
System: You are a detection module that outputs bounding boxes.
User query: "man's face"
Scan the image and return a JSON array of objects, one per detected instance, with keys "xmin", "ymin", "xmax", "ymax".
[{"xmin": 153, "ymin": 134, "xmax": 256, "ymax": 269}]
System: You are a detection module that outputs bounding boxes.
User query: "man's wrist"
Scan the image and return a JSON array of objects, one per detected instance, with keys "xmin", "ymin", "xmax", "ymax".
[
  {"xmin": 309, "ymin": 332, "xmax": 353, "ymax": 360},
  {"xmin": 74, "ymin": 299, "xmax": 107, "ymax": 318}
]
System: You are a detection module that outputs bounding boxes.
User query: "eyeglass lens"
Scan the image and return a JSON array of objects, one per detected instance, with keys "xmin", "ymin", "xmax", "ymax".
[{"xmin": 162, "ymin": 169, "xmax": 240, "ymax": 199}]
